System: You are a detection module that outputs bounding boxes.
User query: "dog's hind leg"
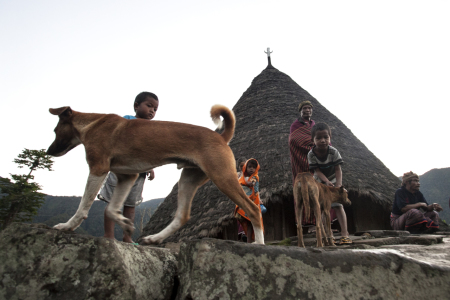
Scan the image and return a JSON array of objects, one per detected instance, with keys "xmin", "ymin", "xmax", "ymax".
[
  {"xmin": 311, "ymin": 189, "xmax": 323, "ymax": 247},
  {"xmin": 105, "ymin": 173, "xmax": 139, "ymax": 237},
  {"xmin": 297, "ymin": 202, "xmax": 305, "ymax": 247},
  {"xmin": 211, "ymin": 175, "xmax": 264, "ymax": 245},
  {"xmin": 140, "ymin": 167, "xmax": 209, "ymax": 245},
  {"xmin": 54, "ymin": 173, "xmax": 107, "ymax": 231},
  {"xmin": 219, "ymin": 188, "xmax": 264, "ymax": 244},
  {"xmin": 322, "ymin": 209, "xmax": 334, "ymax": 246},
  {"xmin": 294, "ymin": 181, "xmax": 305, "ymax": 247}
]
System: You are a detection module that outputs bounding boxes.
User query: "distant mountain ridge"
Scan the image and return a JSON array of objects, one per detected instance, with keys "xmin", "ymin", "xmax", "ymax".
[
  {"xmin": 32, "ymin": 196, "xmax": 165, "ymax": 240},
  {"xmin": 419, "ymin": 168, "xmax": 450, "ymax": 223}
]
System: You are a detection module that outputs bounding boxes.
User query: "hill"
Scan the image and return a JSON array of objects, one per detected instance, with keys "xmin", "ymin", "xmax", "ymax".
[
  {"xmin": 419, "ymin": 168, "xmax": 450, "ymax": 223},
  {"xmin": 32, "ymin": 195, "xmax": 165, "ymax": 240}
]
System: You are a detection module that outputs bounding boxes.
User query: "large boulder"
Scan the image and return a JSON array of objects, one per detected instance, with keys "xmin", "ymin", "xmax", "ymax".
[
  {"xmin": 177, "ymin": 239, "xmax": 450, "ymax": 299},
  {"xmin": 0, "ymin": 223, "xmax": 177, "ymax": 300}
]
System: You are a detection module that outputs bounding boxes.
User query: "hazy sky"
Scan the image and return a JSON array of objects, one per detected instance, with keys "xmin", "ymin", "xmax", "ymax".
[{"xmin": 1, "ymin": 1, "xmax": 449, "ymax": 201}]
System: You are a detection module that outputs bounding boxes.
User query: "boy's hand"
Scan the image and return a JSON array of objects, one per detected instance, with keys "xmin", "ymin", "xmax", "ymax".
[
  {"xmin": 148, "ymin": 169, "xmax": 155, "ymax": 181},
  {"xmin": 325, "ymin": 181, "xmax": 334, "ymax": 187},
  {"xmin": 246, "ymin": 178, "xmax": 256, "ymax": 187}
]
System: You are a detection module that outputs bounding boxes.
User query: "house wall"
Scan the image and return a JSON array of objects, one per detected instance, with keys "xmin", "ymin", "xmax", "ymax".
[
  {"xmin": 262, "ymin": 196, "xmax": 297, "ymax": 241},
  {"xmin": 220, "ymin": 220, "xmax": 239, "ymax": 241},
  {"xmin": 220, "ymin": 196, "xmax": 298, "ymax": 242},
  {"xmin": 346, "ymin": 195, "xmax": 391, "ymax": 232},
  {"xmin": 219, "ymin": 194, "xmax": 391, "ymax": 242}
]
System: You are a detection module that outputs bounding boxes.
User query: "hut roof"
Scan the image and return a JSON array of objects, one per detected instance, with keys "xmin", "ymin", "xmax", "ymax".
[{"xmin": 141, "ymin": 63, "xmax": 400, "ymax": 243}]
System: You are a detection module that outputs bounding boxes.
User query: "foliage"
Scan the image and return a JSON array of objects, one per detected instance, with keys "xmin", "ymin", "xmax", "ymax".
[
  {"xmin": 0, "ymin": 149, "xmax": 54, "ymax": 230},
  {"xmin": 14, "ymin": 149, "xmax": 54, "ymax": 175}
]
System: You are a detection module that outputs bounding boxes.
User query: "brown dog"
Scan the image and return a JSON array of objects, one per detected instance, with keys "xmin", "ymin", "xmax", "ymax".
[
  {"xmin": 293, "ymin": 172, "xmax": 351, "ymax": 247},
  {"xmin": 46, "ymin": 105, "xmax": 264, "ymax": 245}
]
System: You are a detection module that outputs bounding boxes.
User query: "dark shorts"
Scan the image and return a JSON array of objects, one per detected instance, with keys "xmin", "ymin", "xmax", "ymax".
[{"xmin": 97, "ymin": 172, "xmax": 146, "ymax": 207}]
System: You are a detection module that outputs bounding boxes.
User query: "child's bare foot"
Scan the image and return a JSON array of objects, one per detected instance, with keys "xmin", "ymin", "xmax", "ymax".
[{"xmin": 123, "ymin": 236, "xmax": 133, "ymax": 243}]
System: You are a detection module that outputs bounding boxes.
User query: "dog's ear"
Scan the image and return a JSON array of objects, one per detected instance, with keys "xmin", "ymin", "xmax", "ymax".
[
  {"xmin": 49, "ymin": 106, "xmax": 72, "ymax": 117},
  {"xmin": 340, "ymin": 186, "xmax": 348, "ymax": 193}
]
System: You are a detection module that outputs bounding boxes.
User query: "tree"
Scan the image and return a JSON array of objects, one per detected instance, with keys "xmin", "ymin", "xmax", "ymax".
[{"xmin": 0, "ymin": 149, "xmax": 54, "ymax": 230}]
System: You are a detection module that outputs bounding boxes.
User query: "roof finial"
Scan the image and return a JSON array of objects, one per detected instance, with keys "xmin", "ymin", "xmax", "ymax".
[{"xmin": 264, "ymin": 47, "xmax": 274, "ymax": 69}]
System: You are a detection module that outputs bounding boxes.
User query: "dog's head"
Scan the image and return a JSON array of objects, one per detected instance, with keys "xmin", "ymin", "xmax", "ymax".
[
  {"xmin": 47, "ymin": 106, "xmax": 82, "ymax": 157},
  {"xmin": 337, "ymin": 186, "xmax": 351, "ymax": 206}
]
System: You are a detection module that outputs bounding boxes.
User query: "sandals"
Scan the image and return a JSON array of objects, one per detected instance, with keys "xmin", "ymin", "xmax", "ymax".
[{"xmin": 339, "ymin": 237, "xmax": 353, "ymax": 245}]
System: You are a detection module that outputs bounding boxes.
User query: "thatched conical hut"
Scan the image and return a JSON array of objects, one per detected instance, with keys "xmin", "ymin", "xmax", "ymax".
[{"xmin": 140, "ymin": 61, "xmax": 400, "ymax": 243}]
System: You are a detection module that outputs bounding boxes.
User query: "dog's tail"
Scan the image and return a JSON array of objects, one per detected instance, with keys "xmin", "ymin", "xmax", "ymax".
[
  {"xmin": 300, "ymin": 174, "xmax": 310, "ymax": 223},
  {"xmin": 211, "ymin": 105, "xmax": 235, "ymax": 144}
]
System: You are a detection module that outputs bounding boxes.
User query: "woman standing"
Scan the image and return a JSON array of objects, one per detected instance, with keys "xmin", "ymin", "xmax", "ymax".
[{"xmin": 289, "ymin": 100, "xmax": 315, "ymax": 225}]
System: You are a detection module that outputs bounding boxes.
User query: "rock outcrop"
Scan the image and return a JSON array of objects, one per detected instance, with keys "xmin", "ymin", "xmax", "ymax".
[
  {"xmin": 0, "ymin": 223, "xmax": 177, "ymax": 300},
  {"xmin": 1, "ymin": 223, "xmax": 450, "ymax": 300},
  {"xmin": 177, "ymin": 239, "xmax": 450, "ymax": 299}
]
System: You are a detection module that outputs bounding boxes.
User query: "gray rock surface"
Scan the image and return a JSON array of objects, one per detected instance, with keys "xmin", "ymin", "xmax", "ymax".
[
  {"xmin": 177, "ymin": 238, "xmax": 450, "ymax": 300},
  {"xmin": 0, "ymin": 223, "xmax": 177, "ymax": 300},
  {"xmin": 2, "ymin": 224, "xmax": 450, "ymax": 300}
]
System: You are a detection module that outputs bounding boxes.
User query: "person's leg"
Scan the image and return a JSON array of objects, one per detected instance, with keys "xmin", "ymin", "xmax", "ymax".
[
  {"xmin": 394, "ymin": 209, "xmax": 426, "ymax": 233},
  {"xmin": 103, "ymin": 204, "xmax": 116, "ymax": 239},
  {"xmin": 424, "ymin": 211, "xmax": 439, "ymax": 225},
  {"xmin": 333, "ymin": 206, "xmax": 349, "ymax": 237},
  {"xmin": 237, "ymin": 220, "xmax": 245, "ymax": 241},
  {"xmin": 122, "ymin": 206, "xmax": 135, "ymax": 243},
  {"xmin": 423, "ymin": 211, "xmax": 439, "ymax": 233},
  {"xmin": 246, "ymin": 221, "xmax": 254, "ymax": 243}
]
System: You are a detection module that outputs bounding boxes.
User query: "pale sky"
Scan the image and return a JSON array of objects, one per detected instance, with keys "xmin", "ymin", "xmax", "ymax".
[{"xmin": 1, "ymin": 1, "xmax": 449, "ymax": 200}]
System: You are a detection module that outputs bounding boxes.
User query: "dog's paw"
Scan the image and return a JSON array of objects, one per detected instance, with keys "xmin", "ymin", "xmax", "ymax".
[
  {"xmin": 123, "ymin": 226, "xmax": 135, "ymax": 238},
  {"xmin": 119, "ymin": 218, "xmax": 135, "ymax": 237},
  {"xmin": 117, "ymin": 217, "xmax": 135, "ymax": 236},
  {"xmin": 139, "ymin": 235, "xmax": 163, "ymax": 245},
  {"xmin": 53, "ymin": 223, "xmax": 73, "ymax": 231}
]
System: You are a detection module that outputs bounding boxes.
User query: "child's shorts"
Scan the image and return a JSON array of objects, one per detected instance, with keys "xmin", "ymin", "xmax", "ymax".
[
  {"xmin": 331, "ymin": 203, "xmax": 343, "ymax": 208},
  {"xmin": 97, "ymin": 172, "xmax": 146, "ymax": 207}
]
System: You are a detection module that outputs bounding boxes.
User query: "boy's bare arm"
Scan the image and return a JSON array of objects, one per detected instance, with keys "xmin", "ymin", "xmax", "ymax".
[
  {"xmin": 314, "ymin": 168, "xmax": 334, "ymax": 186},
  {"xmin": 335, "ymin": 165, "xmax": 342, "ymax": 187},
  {"xmin": 401, "ymin": 202, "xmax": 427, "ymax": 213}
]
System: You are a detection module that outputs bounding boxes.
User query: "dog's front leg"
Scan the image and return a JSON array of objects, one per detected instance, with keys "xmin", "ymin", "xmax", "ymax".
[
  {"xmin": 54, "ymin": 173, "xmax": 107, "ymax": 231},
  {"xmin": 140, "ymin": 168, "xmax": 208, "ymax": 245}
]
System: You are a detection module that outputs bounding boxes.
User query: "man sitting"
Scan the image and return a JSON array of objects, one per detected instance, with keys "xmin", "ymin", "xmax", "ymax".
[{"xmin": 391, "ymin": 171, "xmax": 443, "ymax": 234}]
